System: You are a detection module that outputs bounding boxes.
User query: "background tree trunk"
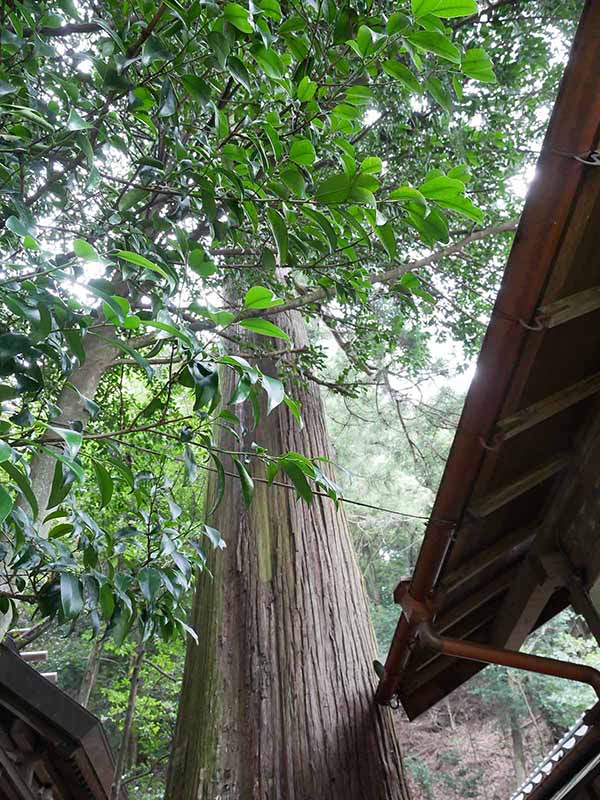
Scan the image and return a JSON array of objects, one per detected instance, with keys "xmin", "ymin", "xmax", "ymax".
[
  {"xmin": 78, "ymin": 638, "xmax": 104, "ymax": 708},
  {"xmin": 1, "ymin": 329, "xmax": 117, "ymax": 640},
  {"xmin": 165, "ymin": 311, "xmax": 409, "ymax": 800}
]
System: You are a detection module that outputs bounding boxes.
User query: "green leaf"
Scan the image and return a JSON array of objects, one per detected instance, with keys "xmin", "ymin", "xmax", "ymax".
[
  {"xmin": 1, "ymin": 462, "xmax": 38, "ymax": 518},
  {"xmin": 405, "ymin": 31, "xmax": 461, "ymax": 63},
  {"xmin": 49, "ymin": 425, "xmax": 83, "ymax": 457},
  {"xmin": 228, "ymin": 55, "xmax": 252, "ymax": 91},
  {"xmin": 266, "ymin": 208, "xmax": 288, "ymax": 266},
  {"xmin": 261, "ymin": 374, "xmax": 285, "ymax": 414},
  {"xmin": 0, "ymin": 386, "xmax": 18, "ymax": 402},
  {"xmin": 387, "ymin": 12, "xmax": 410, "ymax": 33},
  {"xmin": 315, "ymin": 173, "xmax": 351, "ymax": 205},
  {"xmin": 181, "ymin": 74, "xmax": 211, "ymax": 105},
  {"xmin": 281, "ymin": 458, "xmax": 313, "ymax": 504},
  {"xmin": 73, "ymin": 238, "xmax": 99, "ymax": 260},
  {"xmin": 189, "ymin": 249, "xmax": 217, "ymax": 277},
  {"xmin": 233, "ymin": 456, "xmax": 254, "ymax": 506},
  {"xmin": 281, "ymin": 165, "xmax": 306, "ymax": 196},
  {"xmin": 289, "ymin": 138, "xmax": 316, "ymax": 166},
  {"xmin": 407, "ymin": 204, "xmax": 449, "ymax": 244},
  {"xmin": 5, "ymin": 216, "xmax": 29, "ymax": 237},
  {"xmin": 224, "ymin": 2, "xmax": 253, "ymax": 32},
  {"xmin": 375, "ymin": 222, "xmax": 397, "ymax": 258},
  {"xmin": 60, "ymin": 573, "xmax": 84, "ymax": 619},
  {"xmin": 437, "ymin": 194, "xmax": 483, "ymax": 223},
  {"xmin": 99, "ymin": 583, "xmax": 115, "ymax": 620},
  {"xmin": 297, "ymin": 76, "xmax": 317, "ymax": 102},
  {"xmin": 139, "ymin": 567, "xmax": 162, "ymax": 603},
  {"xmin": 47, "ymin": 461, "xmax": 76, "ymax": 509},
  {"xmin": 412, "ymin": 0, "xmax": 477, "ymax": 17},
  {"xmin": 203, "ymin": 523, "xmax": 226, "ymax": 549},
  {"xmin": 0, "ymin": 485, "xmax": 13, "ymax": 525},
  {"xmin": 419, "ymin": 175, "xmax": 465, "ymax": 201},
  {"xmin": 118, "ymin": 188, "xmax": 148, "ymax": 211},
  {"xmin": 425, "ymin": 76, "xmax": 453, "ymax": 111},
  {"xmin": 284, "ymin": 396, "xmax": 303, "ymax": 428},
  {"xmin": 251, "ymin": 45, "xmax": 285, "ymax": 78},
  {"xmin": 93, "ymin": 461, "xmax": 113, "ymax": 508},
  {"xmin": 239, "ymin": 318, "xmax": 290, "ymax": 340},
  {"xmin": 159, "ymin": 79, "xmax": 177, "ymax": 116},
  {"xmin": 66, "ymin": 108, "xmax": 91, "ymax": 131},
  {"xmin": 361, "ymin": 156, "xmax": 382, "ymax": 175},
  {"xmin": 244, "ymin": 286, "xmax": 284, "ymax": 309},
  {"xmin": 207, "ymin": 453, "xmax": 226, "ymax": 515},
  {"xmin": 0, "ymin": 441, "xmax": 11, "ymax": 463},
  {"xmin": 461, "ymin": 48, "xmax": 496, "ymax": 82},
  {"xmin": 40, "ymin": 446, "xmax": 85, "ymax": 482},
  {"xmin": 389, "ymin": 186, "xmax": 427, "ymax": 205},
  {"xmin": 116, "ymin": 250, "xmax": 171, "ymax": 281}
]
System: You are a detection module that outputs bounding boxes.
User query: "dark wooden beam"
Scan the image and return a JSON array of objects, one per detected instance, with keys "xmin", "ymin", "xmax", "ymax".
[
  {"xmin": 468, "ymin": 454, "xmax": 571, "ymax": 518},
  {"xmin": 496, "ymin": 371, "xmax": 600, "ymax": 440},
  {"xmin": 435, "ymin": 569, "xmax": 513, "ymax": 633},
  {"xmin": 537, "ymin": 286, "xmax": 600, "ymax": 328},
  {"xmin": 491, "ymin": 555, "xmax": 563, "ymax": 650},
  {"xmin": 440, "ymin": 526, "xmax": 536, "ymax": 595}
]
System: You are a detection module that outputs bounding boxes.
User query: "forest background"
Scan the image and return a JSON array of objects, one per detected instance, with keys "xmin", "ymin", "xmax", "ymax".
[{"xmin": 0, "ymin": 0, "xmax": 596, "ymax": 798}]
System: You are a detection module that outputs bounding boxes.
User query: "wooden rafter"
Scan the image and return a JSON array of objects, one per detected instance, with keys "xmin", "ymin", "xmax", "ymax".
[
  {"xmin": 537, "ymin": 286, "xmax": 600, "ymax": 328},
  {"xmin": 468, "ymin": 454, "xmax": 571, "ymax": 518},
  {"xmin": 496, "ymin": 371, "xmax": 600, "ymax": 440},
  {"xmin": 440, "ymin": 526, "xmax": 536, "ymax": 594}
]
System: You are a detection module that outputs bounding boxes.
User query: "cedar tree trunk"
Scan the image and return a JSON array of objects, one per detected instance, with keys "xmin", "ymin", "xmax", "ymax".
[{"xmin": 165, "ymin": 310, "xmax": 408, "ymax": 800}]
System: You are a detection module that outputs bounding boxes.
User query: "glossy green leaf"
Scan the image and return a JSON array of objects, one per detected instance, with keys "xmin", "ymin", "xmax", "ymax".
[
  {"xmin": 462, "ymin": 48, "xmax": 496, "ymax": 82},
  {"xmin": 261, "ymin": 374, "xmax": 285, "ymax": 414},
  {"xmin": 266, "ymin": 208, "xmax": 288, "ymax": 265},
  {"xmin": 244, "ymin": 286, "xmax": 284, "ymax": 309},
  {"xmin": 93, "ymin": 461, "xmax": 114, "ymax": 508},
  {"xmin": 239, "ymin": 318, "xmax": 290, "ymax": 340},
  {"xmin": 0, "ymin": 485, "xmax": 13, "ymax": 524},
  {"xmin": 289, "ymin": 138, "xmax": 316, "ymax": 166},
  {"xmin": 224, "ymin": 3, "xmax": 253, "ymax": 32},
  {"xmin": 73, "ymin": 238, "xmax": 99, "ymax": 260},
  {"xmin": 405, "ymin": 31, "xmax": 461, "ymax": 63},
  {"xmin": 116, "ymin": 250, "xmax": 171, "ymax": 281},
  {"xmin": 412, "ymin": 0, "xmax": 477, "ymax": 16},
  {"xmin": 233, "ymin": 456, "xmax": 254, "ymax": 506},
  {"xmin": 60, "ymin": 573, "xmax": 84, "ymax": 619},
  {"xmin": 314, "ymin": 173, "xmax": 351, "ymax": 205}
]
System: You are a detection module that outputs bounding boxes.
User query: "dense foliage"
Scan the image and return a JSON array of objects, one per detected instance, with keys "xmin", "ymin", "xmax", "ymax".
[{"xmin": 0, "ymin": 0, "xmax": 500, "ymax": 641}]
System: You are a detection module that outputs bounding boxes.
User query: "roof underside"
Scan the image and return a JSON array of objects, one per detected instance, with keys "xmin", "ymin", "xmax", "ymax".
[
  {"xmin": 383, "ymin": 0, "xmax": 600, "ymax": 720},
  {"xmin": 0, "ymin": 644, "xmax": 120, "ymax": 800}
]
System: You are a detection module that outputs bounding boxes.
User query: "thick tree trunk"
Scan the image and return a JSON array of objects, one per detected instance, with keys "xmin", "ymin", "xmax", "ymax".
[{"xmin": 165, "ymin": 311, "xmax": 409, "ymax": 800}]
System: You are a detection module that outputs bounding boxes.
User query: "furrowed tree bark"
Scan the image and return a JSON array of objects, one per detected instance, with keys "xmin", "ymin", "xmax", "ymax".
[{"xmin": 165, "ymin": 310, "xmax": 409, "ymax": 800}]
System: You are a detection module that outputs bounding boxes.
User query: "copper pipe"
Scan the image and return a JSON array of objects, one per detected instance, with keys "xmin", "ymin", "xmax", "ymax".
[{"xmin": 418, "ymin": 622, "xmax": 600, "ymax": 699}]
